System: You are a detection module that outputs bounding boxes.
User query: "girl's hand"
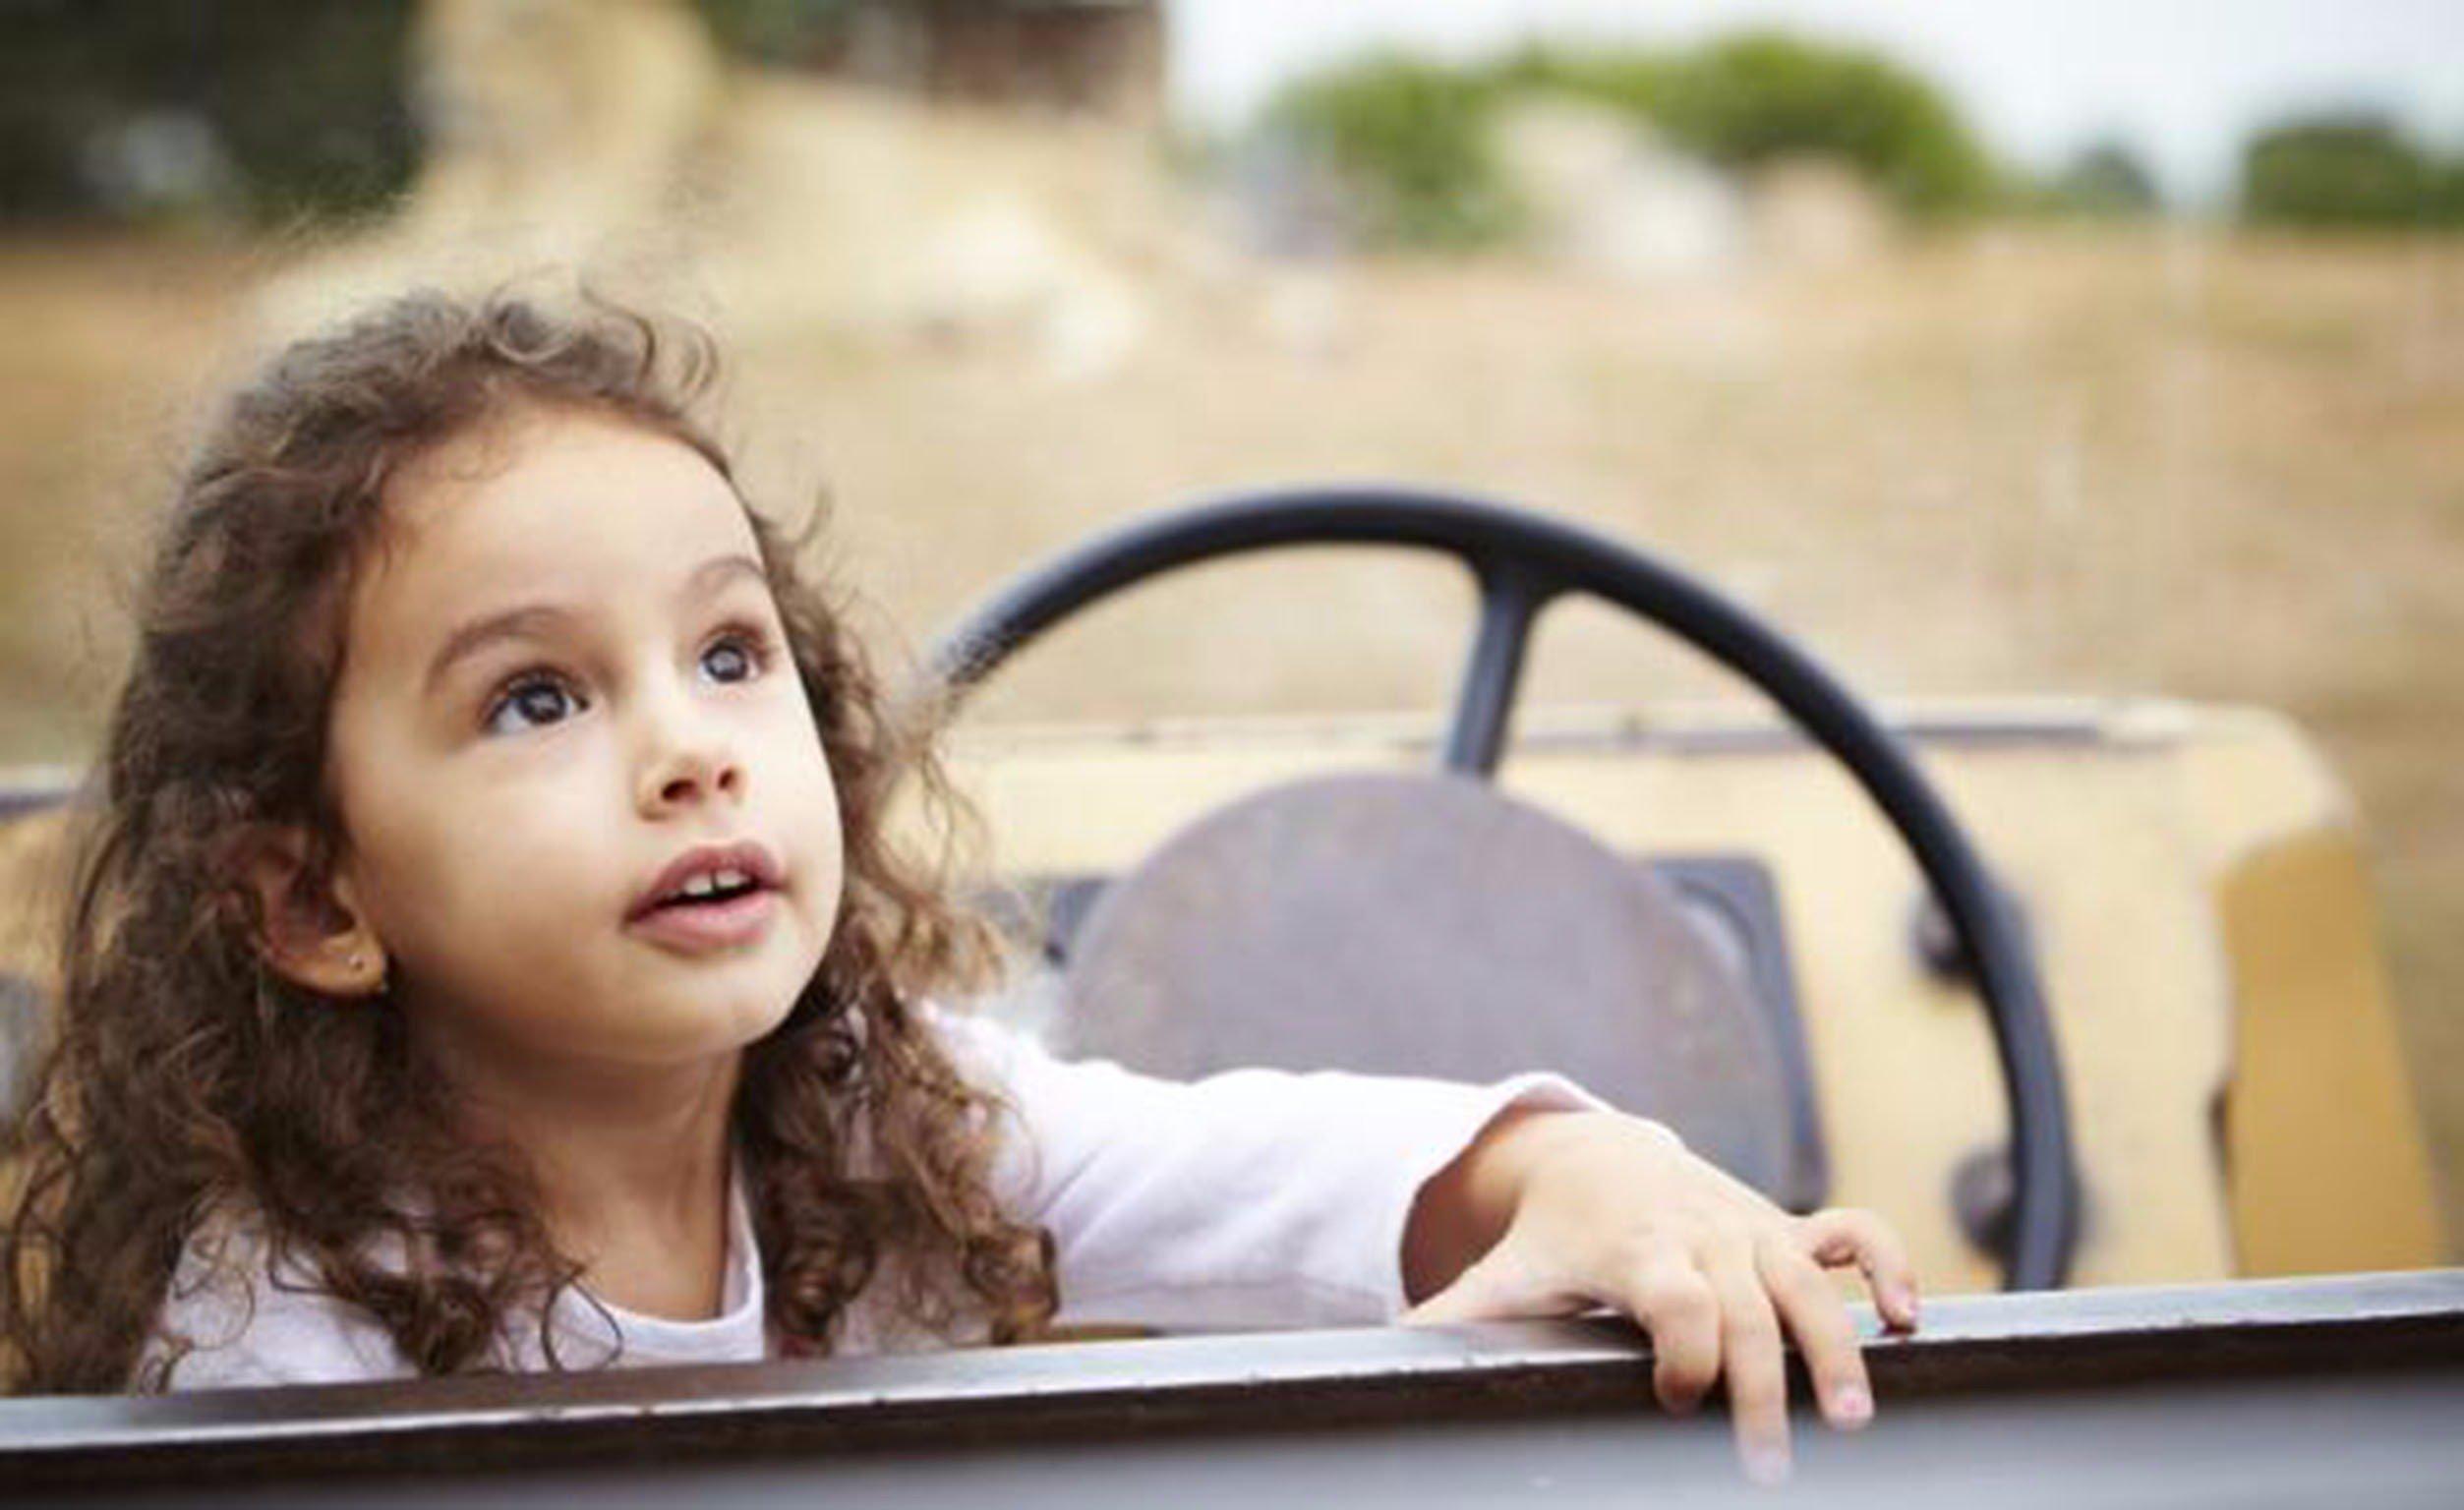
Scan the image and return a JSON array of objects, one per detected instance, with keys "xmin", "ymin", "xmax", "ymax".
[{"xmin": 1399, "ymin": 1108, "xmax": 1921, "ymax": 1487}]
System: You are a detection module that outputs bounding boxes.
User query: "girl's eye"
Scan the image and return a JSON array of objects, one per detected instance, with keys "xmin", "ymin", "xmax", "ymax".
[
  {"xmin": 700, "ymin": 625, "xmax": 772, "ymax": 685},
  {"xmin": 482, "ymin": 673, "xmax": 586, "ymax": 735}
]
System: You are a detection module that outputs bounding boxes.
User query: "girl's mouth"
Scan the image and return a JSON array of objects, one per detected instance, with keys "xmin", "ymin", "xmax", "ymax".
[
  {"xmin": 626, "ymin": 840, "xmax": 788, "ymax": 945},
  {"xmin": 626, "ymin": 886, "xmax": 780, "ymax": 953}
]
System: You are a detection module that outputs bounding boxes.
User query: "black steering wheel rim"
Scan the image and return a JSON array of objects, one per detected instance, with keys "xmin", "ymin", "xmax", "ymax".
[{"xmin": 933, "ymin": 484, "xmax": 2080, "ymax": 1291}]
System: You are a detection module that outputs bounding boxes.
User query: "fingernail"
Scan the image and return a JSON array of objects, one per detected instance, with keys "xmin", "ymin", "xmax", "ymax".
[
  {"xmin": 1833, "ymin": 1383, "xmax": 1872, "ymax": 1425},
  {"xmin": 1745, "ymin": 1444, "xmax": 1792, "ymax": 1487}
]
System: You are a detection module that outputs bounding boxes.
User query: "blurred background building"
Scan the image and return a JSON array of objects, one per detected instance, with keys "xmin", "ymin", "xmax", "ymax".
[{"xmin": 822, "ymin": 0, "xmax": 1163, "ymax": 119}]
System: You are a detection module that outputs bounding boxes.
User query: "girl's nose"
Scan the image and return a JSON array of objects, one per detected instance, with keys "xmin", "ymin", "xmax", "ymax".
[
  {"xmin": 635, "ymin": 695, "xmax": 745, "ymax": 814},
  {"xmin": 643, "ymin": 745, "xmax": 743, "ymax": 812}
]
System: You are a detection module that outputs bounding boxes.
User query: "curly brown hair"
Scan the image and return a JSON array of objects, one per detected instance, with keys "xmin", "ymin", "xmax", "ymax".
[{"xmin": 0, "ymin": 290, "xmax": 1056, "ymax": 1393}]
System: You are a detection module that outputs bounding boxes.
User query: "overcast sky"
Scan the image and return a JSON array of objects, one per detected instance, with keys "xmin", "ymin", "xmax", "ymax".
[{"xmin": 1164, "ymin": 0, "xmax": 2464, "ymax": 203}]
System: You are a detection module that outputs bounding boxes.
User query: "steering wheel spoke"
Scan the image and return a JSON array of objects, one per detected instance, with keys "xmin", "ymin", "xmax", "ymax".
[{"xmin": 1442, "ymin": 562, "xmax": 1553, "ymax": 778}]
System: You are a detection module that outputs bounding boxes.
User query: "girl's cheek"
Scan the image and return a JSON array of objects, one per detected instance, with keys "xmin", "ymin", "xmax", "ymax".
[
  {"xmin": 751, "ymin": 692, "xmax": 834, "ymax": 779},
  {"xmin": 470, "ymin": 734, "xmax": 618, "ymax": 833}
]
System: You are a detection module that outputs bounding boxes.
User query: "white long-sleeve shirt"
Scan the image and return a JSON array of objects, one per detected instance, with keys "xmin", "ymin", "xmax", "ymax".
[{"xmin": 154, "ymin": 1012, "xmax": 1614, "ymax": 1389}]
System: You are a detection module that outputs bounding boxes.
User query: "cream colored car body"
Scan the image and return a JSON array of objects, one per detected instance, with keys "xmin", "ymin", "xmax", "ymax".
[{"xmin": 950, "ymin": 697, "xmax": 2443, "ymax": 1295}]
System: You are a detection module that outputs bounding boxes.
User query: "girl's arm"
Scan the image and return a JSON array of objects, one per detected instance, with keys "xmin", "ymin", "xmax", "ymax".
[
  {"xmin": 932, "ymin": 1008, "xmax": 1611, "ymax": 1329},
  {"xmin": 936, "ymin": 1009, "xmax": 1918, "ymax": 1486}
]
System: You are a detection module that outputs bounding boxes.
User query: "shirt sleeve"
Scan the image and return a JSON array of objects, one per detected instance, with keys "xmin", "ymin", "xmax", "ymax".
[{"xmin": 930, "ymin": 1007, "xmax": 1650, "ymax": 1332}]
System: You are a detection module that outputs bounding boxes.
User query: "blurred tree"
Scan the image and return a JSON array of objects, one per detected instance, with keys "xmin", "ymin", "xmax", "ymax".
[
  {"xmin": 1494, "ymin": 43, "xmax": 1680, "ymax": 123},
  {"xmin": 1622, "ymin": 33, "xmax": 1999, "ymax": 217},
  {"xmin": 1264, "ymin": 31, "xmax": 2002, "ymax": 251},
  {"xmin": 0, "ymin": 2, "xmax": 110, "ymax": 220},
  {"xmin": 2041, "ymin": 140, "xmax": 2163, "ymax": 217},
  {"xmin": 0, "ymin": 0, "xmax": 418, "ymax": 225},
  {"xmin": 2240, "ymin": 113, "xmax": 2456, "ymax": 228},
  {"xmin": 2438, "ymin": 159, "xmax": 2464, "ymax": 223},
  {"xmin": 1264, "ymin": 53, "xmax": 1523, "ymax": 250},
  {"xmin": 694, "ymin": 0, "xmax": 859, "ymax": 64}
]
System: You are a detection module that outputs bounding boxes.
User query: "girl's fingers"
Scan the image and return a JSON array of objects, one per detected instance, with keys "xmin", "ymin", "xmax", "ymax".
[
  {"xmin": 1755, "ymin": 1230, "xmax": 1874, "ymax": 1433},
  {"xmin": 1701, "ymin": 1242, "xmax": 1793, "ymax": 1486},
  {"xmin": 1797, "ymin": 1206, "xmax": 1922, "ymax": 1331},
  {"xmin": 1613, "ymin": 1248, "xmax": 1723, "ymax": 1417}
]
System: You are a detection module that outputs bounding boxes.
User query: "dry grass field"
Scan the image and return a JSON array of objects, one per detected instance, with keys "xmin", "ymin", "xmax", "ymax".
[{"xmin": 1, "ymin": 223, "xmax": 2458, "ymax": 1252}]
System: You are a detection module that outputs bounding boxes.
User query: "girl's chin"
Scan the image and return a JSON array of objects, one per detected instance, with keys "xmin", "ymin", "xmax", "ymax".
[
  {"xmin": 733, "ymin": 992, "xmax": 810, "ymax": 1047},
  {"xmin": 402, "ymin": 954, "xmax": 822, "ymax": 1071},
  {"xmin": 670, "ymin": 988, "xmax": 808, "ymax": 1057},
  {"xmin": 550, "ymin": 989, "xmax": 808, "ymax": 1071}
]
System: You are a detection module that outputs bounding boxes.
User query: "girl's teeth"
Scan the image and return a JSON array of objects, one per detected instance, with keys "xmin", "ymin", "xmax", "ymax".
[{"xmin": 675, "ymin": 867, "xmax": 752, "ymax": 901}]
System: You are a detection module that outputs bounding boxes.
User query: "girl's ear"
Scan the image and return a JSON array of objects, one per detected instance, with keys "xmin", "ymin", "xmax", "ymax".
[{"xmin": 237, "ymin": 826, "xmax": 389, "ymax": 1000}]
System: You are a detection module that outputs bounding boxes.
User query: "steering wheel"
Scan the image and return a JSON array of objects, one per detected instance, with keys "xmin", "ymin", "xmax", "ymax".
[{"xmin": 933, "ymin": 485, "xmax": 2079, "ymax": 1291}]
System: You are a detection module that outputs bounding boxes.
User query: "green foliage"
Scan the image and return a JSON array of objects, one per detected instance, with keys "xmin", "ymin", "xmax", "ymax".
[
  {"xmin": 1491, "ymin": 45, "xmax": 1681, "ymax": 124},
  {"xmin": 1261, "ymin": 31, "xmax": 2002, "ymax": 251},
  {"xmin": 2439, "ymin": 160, "xmax": 2464, "ymax": 223},
  {"xmin": 691, "ymin": 0, "xmax": 858, "ymax": 64},
  {"xmin": 1598, "ymin": 33, "xmax": 1998, "ymax": 216},
  {"xmin": 1, "ymin": 0, "xmax": 419, "ymax": 225},
  {"xmin": 1263, "ymin": 53, "xmax": 1523, "ymax": 250},
  {"xmin": 2038, "ymin": 141, "xmax": 2163, "ymax": 218},
  {"xmin": 2240, "ymin": 113, "xmax": 2460, "ymax": 228},
  {"xmin": 0, "ymin": 5, "xmax": 99, "ymax": 221}
]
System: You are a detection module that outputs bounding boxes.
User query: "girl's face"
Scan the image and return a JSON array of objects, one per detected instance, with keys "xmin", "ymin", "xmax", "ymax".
[{"xmin": 316, "ymin": 405, "xmax": 844, "ymax": 1079}]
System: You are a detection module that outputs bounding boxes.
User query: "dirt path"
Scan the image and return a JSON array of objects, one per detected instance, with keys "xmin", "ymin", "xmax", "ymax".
[{"xmin": 3, "ymin": 226, "xmax": 2458, "ymax": 1249}]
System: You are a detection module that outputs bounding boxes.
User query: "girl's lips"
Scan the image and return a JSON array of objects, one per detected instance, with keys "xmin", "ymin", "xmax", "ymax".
[
  {"xmin": 628, "ymin": 840, "xmax": 785, "ymax": 921},
  {"xmin": 625, "ymin": 888, "xmax": 780, "ymax": 954}
]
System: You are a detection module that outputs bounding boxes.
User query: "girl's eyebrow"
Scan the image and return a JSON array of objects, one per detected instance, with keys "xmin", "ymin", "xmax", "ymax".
[{"xmin": 421, "ymin": 553, "xmax": 768, "ymax": 696}]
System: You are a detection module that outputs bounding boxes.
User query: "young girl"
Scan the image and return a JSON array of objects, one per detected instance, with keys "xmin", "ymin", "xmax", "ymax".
[{"xmin": 0, "ymin": 290, "xmax": 1917, "ymax": 1485}]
